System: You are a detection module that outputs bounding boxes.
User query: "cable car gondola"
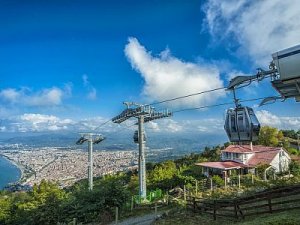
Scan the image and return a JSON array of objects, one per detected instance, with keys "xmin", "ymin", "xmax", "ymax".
[
  {"xmin": 133, "ymin": 130, "xmax": 146, "ymax": 143},
  {"xmin": 224, "ymin": 106, "xmax": 260, "ymax": 143}
]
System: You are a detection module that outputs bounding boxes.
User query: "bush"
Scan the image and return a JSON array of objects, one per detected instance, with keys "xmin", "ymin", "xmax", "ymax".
[
  {"xmin": 289, "ymin": 160, "xmax": 300, "ymax": 176},
  {"xmin": 212, "ymin": 175, "xmax": 224, "ymax": 187},
  {"xmin": 287, "ymin": 147, "xmax": 299, "ymax": 155}
]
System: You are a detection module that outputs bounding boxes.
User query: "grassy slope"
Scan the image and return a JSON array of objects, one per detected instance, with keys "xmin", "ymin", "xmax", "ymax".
[{"xmin": 154, "ymin": 208, "xmax": 300, "ymax": 225}]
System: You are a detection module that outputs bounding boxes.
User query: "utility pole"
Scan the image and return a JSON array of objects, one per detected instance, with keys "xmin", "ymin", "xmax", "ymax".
[
  {"xmin": 87, "ymin": 136, "xmax": 93, "ymax": 191},
  {"xmin": 76, "ymin": 133, "xmax": 105, "ymax": 191},
  {"xmin": 138, "ymin": 115, "xmax": 146, "ymax": 199},
  {"xmin": 297, "ymin": 133, "xmax": 300, "ymax": 151},
  {"xmin": 112, "ymin": 102, "xmax": 172, "ymax": 200}
]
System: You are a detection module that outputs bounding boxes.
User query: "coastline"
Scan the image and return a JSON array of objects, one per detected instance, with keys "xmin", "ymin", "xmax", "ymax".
[{"xmin": 0, "ymin": 153, "xmax": 23, "ymax": 185}]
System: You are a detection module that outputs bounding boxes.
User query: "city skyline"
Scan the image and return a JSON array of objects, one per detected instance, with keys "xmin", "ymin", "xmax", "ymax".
[{"xmin": 0, "ymin": 0, "xmax": 300, "ymax": 135}]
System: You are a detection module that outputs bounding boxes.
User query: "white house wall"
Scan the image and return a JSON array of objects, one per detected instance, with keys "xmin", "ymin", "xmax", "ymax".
[
  {"xmin": 244, "ymin": 153, "xmax": 254, "ymax": 164},
  {"xmin": 270, "ymin": 150, "xmax": 291, "ymax": 173}
]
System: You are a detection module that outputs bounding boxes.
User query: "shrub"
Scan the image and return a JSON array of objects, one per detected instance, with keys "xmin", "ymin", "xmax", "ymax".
[{"xmin": 212, "ymin": 175, "xmax": 224, "ymax": 187}]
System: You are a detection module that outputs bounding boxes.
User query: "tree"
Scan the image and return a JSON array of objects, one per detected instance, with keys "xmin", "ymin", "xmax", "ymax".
[
  {"xmin": 289, "ymin": 160, "xmax": 300, "ymax": 176},
  {"xmin": 148, "ymin": 161, "xmax": 177, "ymax": 190},
  {"xmin": 258, "ymin": 126, "xmax": 284, "ymax": 147},
  {"xmin": 0, "ymin": 193, "xmax": 12, "ymax": 224}
]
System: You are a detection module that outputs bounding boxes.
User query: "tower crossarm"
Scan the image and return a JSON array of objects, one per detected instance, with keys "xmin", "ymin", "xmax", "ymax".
[
  {"xmin": 143, "ymin": 109, "xmax": 172, "ymax": 123},
  {"xmin": 112, "ymin": 104, "xmax": 153, "ymax": 124}
]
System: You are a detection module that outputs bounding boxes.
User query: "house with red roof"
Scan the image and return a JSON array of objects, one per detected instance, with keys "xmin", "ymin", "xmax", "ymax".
[{"xmin": 196, "ymin": 145, "xmax": 291, "ymax": 178}]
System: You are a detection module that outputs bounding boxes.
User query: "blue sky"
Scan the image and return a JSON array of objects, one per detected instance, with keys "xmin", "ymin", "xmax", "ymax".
[{"xmin": 0, "ymin": 0, "xmax": 299, "ymax": 134}]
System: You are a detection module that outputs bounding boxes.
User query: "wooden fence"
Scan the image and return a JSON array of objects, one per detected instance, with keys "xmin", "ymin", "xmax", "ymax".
[{"xmin": 186, "ymin": 184, "xmax": 300, "ymax": 220}]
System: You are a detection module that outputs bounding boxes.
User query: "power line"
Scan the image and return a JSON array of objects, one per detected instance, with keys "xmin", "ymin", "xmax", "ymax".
[
  {"xmin": 172, "ymin": 96, "xmax": 280, "ymax": 114},
  {"xmin": 92, "ymin": 119, "xmax": 112, "ymax": 132},
  {"xmin": 239, "ymin": 96, "xmax": 280, "ymax": 104},
  {"xmin": 113, "ymin": 122, "xmax": 136, "ymax": 134},
  {"xmin": 173, "ymin": 102, "xmax": 233, "ymax": 113},
  {"xmin": 91, "ymin": 83, "xmax": 279, "ymax": 131},
  {"xmin": 147, "ymin": 87, "xmax": 226, "ymax": 106},
  {"xmin": 92, "ymin": 86, "xmax": 226, "ymax": 132}
]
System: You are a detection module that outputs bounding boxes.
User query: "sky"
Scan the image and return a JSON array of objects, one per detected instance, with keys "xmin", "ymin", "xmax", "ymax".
[{"xmin": 0, "ymin": 0, "xmax": 300, "ymax": 135}]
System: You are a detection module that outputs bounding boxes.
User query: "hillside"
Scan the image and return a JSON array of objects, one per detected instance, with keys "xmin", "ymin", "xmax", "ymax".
[
  {"xmin": 154, "ymin": 208, "xmax": 300, "ymax": 225},
  {"xmin": 1, "ymin": 127, "xmax": 300, "ymax": 225}
]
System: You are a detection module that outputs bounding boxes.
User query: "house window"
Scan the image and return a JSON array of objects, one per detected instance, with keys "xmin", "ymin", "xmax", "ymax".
[{"xmin": 224, "ymin": 152, "xmax": 230, "ymax": 159}]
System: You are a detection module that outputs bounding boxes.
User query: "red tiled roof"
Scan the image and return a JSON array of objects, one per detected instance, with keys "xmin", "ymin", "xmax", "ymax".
[
  {"xmin": 195, "ymin": 161, "xmax": 247, "ymax": 170},
  {"xmin": 196, "ymin": 145, "xmax": 288, "ymax": 170},
  {"xmin": 222, "ymin": 145, "xmax": 282, "ymax": 153},
  {"xmin": 247, "ymin": 150, "xmax": 280, "ymax": 166}
]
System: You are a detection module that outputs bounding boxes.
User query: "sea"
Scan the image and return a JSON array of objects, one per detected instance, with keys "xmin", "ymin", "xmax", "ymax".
[{"xmin": 0, "ymin": 156, "xmax": 21, "ymax": 190}]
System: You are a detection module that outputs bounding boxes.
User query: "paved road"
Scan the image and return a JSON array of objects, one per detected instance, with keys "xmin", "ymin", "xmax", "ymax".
[{"xmin": 110, "ymin": 213, "xmax": 158, "ymax": 225}]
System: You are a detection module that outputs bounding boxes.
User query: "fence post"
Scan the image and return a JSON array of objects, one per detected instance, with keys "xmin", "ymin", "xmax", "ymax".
[
  {"xmin": 166, "ymin": 193, "xmax": 169, "ymax": 205},
  {"xmin": 268, "ymin": 196, "xmax": 272, "ymax": 213},
  {"xmin": 210, "ymin": 178, "xmax": 213, "ymax": 191},
  {"xmin": 184, "ymin": 185, "xmax": 186, "ymax": 202},
  {"xmin": 251, "ymin": 174, "xmax": 254, "ymax": 184},
  {"xmin": 213, "ymin": 200, "xmax": 216, "ymax": 220},
  {"xmin": 131, "ymin": 196, "xmax": 134, "ymax": 211},
  {"xmin": 195, "ymin": 180, "xmax": 198, "ymax": 196},
  {"xmin": 234, "ymin": 201, "xmax": 238, "ymax": 219},
  {"xmin": 73, "ymin": 218, "xmax": 76, "ymax": 225},
  {"xmin": 224, "ymin": 171, "xmax": 227, "ymax": 189},
  {"xmin": 193, "ymin": 197, "xmax": 196, "ymax": 213},
  {"xmin": 238, "ymin": 175, "xmax": 241, "ymax": 189},
  {"xmin": 115, "ymin": 207, "xmax": 119, "ymax": 224}
]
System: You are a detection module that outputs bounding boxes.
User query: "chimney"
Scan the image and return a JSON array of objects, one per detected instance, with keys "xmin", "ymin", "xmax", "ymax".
[{"xmin": 250, "ymin": 142, "xmax": 253, "ymax": 151}]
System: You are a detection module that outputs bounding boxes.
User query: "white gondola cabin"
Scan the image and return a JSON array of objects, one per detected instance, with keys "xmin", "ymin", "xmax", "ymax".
[{"xmin": 224, "ymin": 106, "xmax": 260, "ymax": 142}]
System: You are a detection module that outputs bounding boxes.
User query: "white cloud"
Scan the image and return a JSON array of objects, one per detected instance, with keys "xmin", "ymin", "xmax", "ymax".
[
  {"xmin": 87, "ymin": 87, "xmax": 97, "ymax": 100},
  {"xmin": 145, "ymin": 118, "xmax": 224, "ymax": 134},
  {"xmin": 0, "ymin": 112, "xmax": 227, "ymax": 134},
  {"xmin": 64, "ymin": 82, "xmax": 73, "ymax": 97},
  {"xmin": 0, "ymin": 86, "xmax": 70, "ymax": 106},
  {"xmin": 25, "ymin": 88, "xmax": 63, "ymax": 106},
  {"xmin": 0, "ymin": 88, "xmax": 21, "ymax": 103},
  {"xmin": 15, "ymin": 113, "xmax": 75, "ymax": 132},
  {"xmin": 256, "ymin": 110, "xmax": 300, "ymax": 130},
  {"xmin": 162, "ymin": 119, "xmax": 183, "ymax": 133},
  {"xmin": 77, "ymin": 116, "xmax": 108, "ymax": 131},
  {"xmin": 82, "ymin": 74, "xmax": 89, "ymax": 86},
  {"xmin": 204, "ymin": 0, "xmax": 300, "ymax": 66},
  {"xmin": 82, "ymin": 74, "xmax": 97, "ymax": 100},
  {"xmin": 20, "ymin": 113, "xmax": 59, "ymax": 124},
  {"xmin": 0, "ymin": 114, "xmax": 116, "ymax": 133},
  {"xmin": 0, "ymin": 126, "xmax": 6, "ymax": 132},
  {"xmin": 124, "ymin": 37, "xmax": 225, "ymax": 107},
  {"xmin": 146, "ymin": 121, "xmax": 160, "ymax": 132}
]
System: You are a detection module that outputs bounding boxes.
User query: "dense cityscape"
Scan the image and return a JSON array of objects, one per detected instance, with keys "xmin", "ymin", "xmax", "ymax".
[{"xmin": 1, "ymin": 148, "xmax": 138, "ymax": 188}]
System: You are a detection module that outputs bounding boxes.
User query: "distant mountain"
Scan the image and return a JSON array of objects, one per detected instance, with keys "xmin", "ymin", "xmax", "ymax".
[{"xmin": 0, "ymin": 131, "xmax": 227, "ymax": 161}]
